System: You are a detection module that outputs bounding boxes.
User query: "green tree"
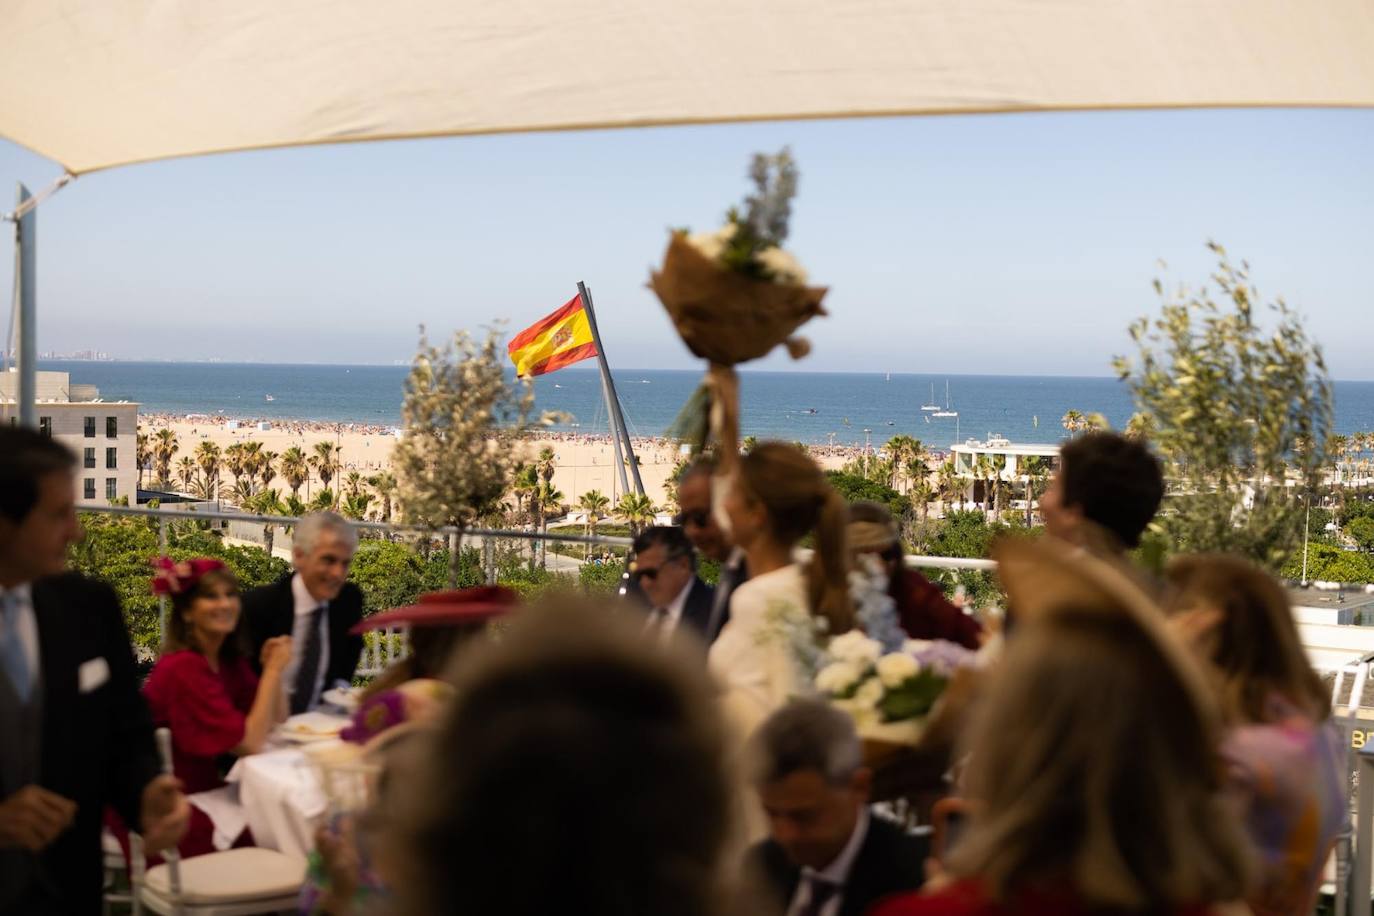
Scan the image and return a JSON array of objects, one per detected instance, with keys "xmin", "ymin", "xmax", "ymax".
[
  {"xmin": 615, "ymin": 492, "xmax": 657, "ymax": 535},
  {"xmin": 136, "ymin": 432, "xmax": 151, "ymax": 488},
  {"xmin": 280, "ymin": 446, "xmax": 309, "ymax": 499},
  {"xmin": 257, "ymin": 450, "xmax": 279, "ymax": 493},
  {"xmin": 1113, "ymin": 242, "xmax": 1333, "ymax": 570},
  {"xmin": 578, "ymin": 490, "xmax": 611, "ymax": 560},
  {"xmin": 341, "ymin": 492, "xmax": 373, "ymax": 521},
  {"xmin": 194, "ymin": 441, "xmax": 223, "ymax": 499},
  {"xmin": 824, "ymin": 471, "xmax": 912, "ymax": 520},
  {"xmin": 392, "ymin": 327, "xmax": 558, "ymax": 586},
  {"xmin": 1348, "ymin": 516, "xmax": 1374, "ymax": 553},
  {"xmin": 153, "ymin": 428, "xmax": 179, "ymax": 488},
  {"xmin": 311, "ymin": 441, "xmax": 341, "ymax": 497},
  {"xmin": 246, "ymin": 488, "xmax": 287, "ymax": 554},
  {"xmin": 310, "ymin": 488, "xmax": 336, "ymax": 512},
  {"xmin": 366, "ymin": 471, "xmax": 398, "ymax": 523},
  {"xmin": 176, "ymin": 456, "xmax": 197, "ymax": 492}
]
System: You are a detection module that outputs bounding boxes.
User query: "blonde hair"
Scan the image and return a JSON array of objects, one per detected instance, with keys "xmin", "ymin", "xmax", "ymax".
[
  {"xmin": 738, "ymin": 442, "xmax": 853, "ymax": 633},
  {"xmin": 948, "ymin": 607, "xmax": 1253, "ymax": 909},
  {"xmin": 1166, "ymin": 553, "xmax": 1330, "ymax": 724}
]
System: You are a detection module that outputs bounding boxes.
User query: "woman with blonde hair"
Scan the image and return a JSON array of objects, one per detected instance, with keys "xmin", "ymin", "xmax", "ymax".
[
  {"xmin": 1166, "ymin": 554, "xmax": 1346, "ymax": 916},
  {"xmin": 876, "ymin": 540, "xmax": 1254, "ymax": 916},
  {"xmin": 710, "ymin": 441, "xmax": 852, "ymax": 732}
]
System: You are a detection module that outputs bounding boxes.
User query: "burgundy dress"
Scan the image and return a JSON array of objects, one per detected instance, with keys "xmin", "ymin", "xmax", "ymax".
[
  {"xmin": 870, "ymin": 879, "xmax": 1221, "ymax": 916},
  {"xmin": 141, "ymin": 649, "xmax": 259, "ymax": 858},
  {"xmin": 891, "ymin": 569, "xmax": 983, "ymax": 649}
]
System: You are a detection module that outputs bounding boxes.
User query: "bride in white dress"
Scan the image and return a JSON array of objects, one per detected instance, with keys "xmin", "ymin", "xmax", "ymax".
[{"xmin": 707, "ymin": 442, "xmax": 855, "ymax": 737}]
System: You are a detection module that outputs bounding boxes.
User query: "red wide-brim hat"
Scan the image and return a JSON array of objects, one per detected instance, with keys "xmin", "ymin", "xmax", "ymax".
[{"xmin": 350, "ymin": 586, "xmax": 519, "ymax": 634}]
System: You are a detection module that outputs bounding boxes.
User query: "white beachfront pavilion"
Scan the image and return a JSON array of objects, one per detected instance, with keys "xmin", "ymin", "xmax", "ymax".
[{"xmin": 949, "ymin": 436, "xmax": 1060, "ymax": 511}]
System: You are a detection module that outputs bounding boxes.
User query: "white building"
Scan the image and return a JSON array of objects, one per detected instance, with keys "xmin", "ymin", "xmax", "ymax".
[
  {"xmin": 1, "ymin": 369, "xmax": 140, "ymax": 506},
  {"xmin": 948, "ymin": 436, "xmax": 1061, "ymax": 511}
]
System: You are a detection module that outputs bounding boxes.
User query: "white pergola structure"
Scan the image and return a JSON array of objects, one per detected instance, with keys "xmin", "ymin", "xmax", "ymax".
[{"xmin": 2, "ymin": 0, "xmax": 1373, "ymax": 420}]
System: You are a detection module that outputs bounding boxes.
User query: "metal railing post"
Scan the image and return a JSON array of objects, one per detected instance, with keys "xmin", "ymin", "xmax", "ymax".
[
  {"xmin": 156, "ymin": 517, "xmax": 168, "ymax": 647},
  {"xmin": 1353, "ymin": 749, "xmax": 1374, "ymax": 911}
]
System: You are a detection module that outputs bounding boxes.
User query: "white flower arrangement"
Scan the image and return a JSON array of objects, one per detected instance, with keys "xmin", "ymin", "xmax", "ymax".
[{"xmin": 813, "ymin": 633, "xmax": 977, "ymax": 743}]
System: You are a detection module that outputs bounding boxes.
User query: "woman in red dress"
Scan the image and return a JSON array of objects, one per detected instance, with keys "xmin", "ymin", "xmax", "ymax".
[
  {"xmin": 140, "ymin": 557, "xmax": 292, "ymax": 858},
  {"xmin": 872, "ymin": 541, "xmax": 1254, "ymax": 916}
]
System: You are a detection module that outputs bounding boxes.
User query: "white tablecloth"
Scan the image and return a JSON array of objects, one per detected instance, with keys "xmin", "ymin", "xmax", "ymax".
[{"xmin": 225, "ymin": 746, "xmax": 331, "ymax": 859}]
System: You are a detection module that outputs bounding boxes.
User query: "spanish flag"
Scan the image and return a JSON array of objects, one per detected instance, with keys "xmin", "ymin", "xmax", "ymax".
[{"xmin": 507, "ymin": 296, "xmax": 598, "ymax": 378}]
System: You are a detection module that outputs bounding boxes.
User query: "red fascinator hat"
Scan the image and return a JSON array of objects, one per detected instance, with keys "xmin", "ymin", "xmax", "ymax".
[{"xmin": 350, "ymin": 585, "xmax": 518, "ymax": 634}]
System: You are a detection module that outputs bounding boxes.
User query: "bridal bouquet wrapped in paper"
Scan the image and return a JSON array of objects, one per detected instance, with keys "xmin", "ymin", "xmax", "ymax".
[{"xmin": 650, "ymin": 148, "xmax": 827, "ymax": 455}]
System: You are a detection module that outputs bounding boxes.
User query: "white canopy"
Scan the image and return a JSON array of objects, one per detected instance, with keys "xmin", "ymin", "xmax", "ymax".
[{"xmin": 1, "ymin": 0, "xmax": 1373, "ymax": 175}]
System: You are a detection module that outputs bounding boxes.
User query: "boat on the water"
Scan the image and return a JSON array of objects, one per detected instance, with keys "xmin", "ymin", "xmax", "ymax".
[
  {"xmin": 921, "ymin": 383, "xmax": 939, "ymax": 412},
  {"xmin": 932, "ymin": 380, "xmax": 958, "ymax": 418}
]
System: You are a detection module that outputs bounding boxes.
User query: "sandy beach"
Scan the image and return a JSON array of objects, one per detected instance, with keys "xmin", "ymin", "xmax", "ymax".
[{"xmin": 140, "ymin": 415, "xmax": 853, "ymax": 510}]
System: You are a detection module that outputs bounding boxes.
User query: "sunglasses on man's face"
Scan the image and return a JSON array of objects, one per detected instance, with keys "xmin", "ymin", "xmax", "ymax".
[
  {"xmin": 632, "ymin": 553, "xmax": 688, "ymax": 582},
  {"xmin": 674, "ymin": 509, "xmax": 711, "ymax": 529}
]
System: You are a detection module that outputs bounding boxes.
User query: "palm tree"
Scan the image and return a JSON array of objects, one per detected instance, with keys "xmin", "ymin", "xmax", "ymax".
[
  {"xmin": 510, "ymin": 464, "xmax": 537, "ymax": 519},
  {"xmin": 280, "ymin": 446, "xmax": 309, "ymax": 499},
  {"xmin": 1061, "ymin": 409, "xmax": 1085, "ymax": 437},
  {"xmin": 973, "ymin": 455, "xmax": 995, "ymax": 517},
  {"xmin": 175, "ymin": 455, "xmax": 197, "ymax": 492},
  {"xmin": 616, "ymin": 492, "xmax": 656, "ymax": 535},
  {"xmin": 342, "ymin": 471, "xmax": 363, "ymax": 499},
  {"xmin": 909, "ymin": 477, "xmax": 935, "ymax": 525},
  {"xmin": 741, "ymin": 436, "xmax": 759, "ymax": 455},
  {"xmin": 578, "ymin": 489, "xmax": 611, "ymax": 560},
  {"xmin": 227, "ymin": 477, "xmax": 256, "ymax": 506},
  {"xmin": 937, "ymin": 458, "xmax": 959, "ymax": 515},
  {"xmin": 194, "ymin": 441, "xmax": 223, "ymax": 500},
  {"xmin": 990, "ymin": 454, "xmax": 1007, "ymax": 518},
  {"xmin": 532, "ymin": 480, "xmax": 564, "ymax": 569},
  {"xmin": 1021, "ymin": 456, "xmax": 1050, "ymax": 526},
  {"xmin": 153, "ymin": 429, "xmax": 179, "ymax": 487},
  {"xmin": 136, "ymin": 432, "xmax": 152, "ymax": 488},
  {"xmin": 284, "ymin": 494, "xmax": 308, "ymax": 517},
  {"xmin": 224, "ymin": 442, "xmax": 249, "ymax": 492},
  {"xmin": 885, "ymin": 435, "xmax": 923, "ymax": 491},
  {"xmin": 247, "ymin": 488, "xmax": 287, "ymax": 554},
  {"xmin": 367, "ymin": 472, "xmax": 398, "ymax": 523},
  {"xmin": 257, "ymin": 450, "xmax": 279, "ymax": 493},
  {"xmin": 310, "ymin": 441, "xmax": 340, "ymax": 498},
  {"xmin": 341, "ymin": 492, "xmax": 372, "ymax": 521},
  {"xmin": 309, "ymin": 488, "xmax": 336, "ymax": 513}
]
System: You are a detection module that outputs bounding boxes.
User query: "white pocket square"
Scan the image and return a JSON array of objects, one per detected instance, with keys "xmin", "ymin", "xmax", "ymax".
[{"xmin": 78, "ymin": 656, "xmax": 110, "ymax": 694}]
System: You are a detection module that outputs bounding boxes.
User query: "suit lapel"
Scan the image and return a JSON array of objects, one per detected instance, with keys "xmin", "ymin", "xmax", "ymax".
[{"xmin": 680, "ymin": 578, "xmax": 714, "ymax": 635}]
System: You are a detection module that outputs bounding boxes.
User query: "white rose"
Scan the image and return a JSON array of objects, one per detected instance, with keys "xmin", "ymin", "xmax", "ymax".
[
  {"xmin": 815, "ymin": 661, "xmax": 863, "ymax": 696},
  {"xmin": 755, "ymin": 246, "xmax": 808, "ymax": 285},
  {"xmin": 876, "ymin": 652, "xmax": 920, "ymax": 688},
  {"xmin": 686, "ymin": 230, "xmax": 726, "ymax": 262},
  {"xmin": 902, "ymin": 639, "xmax": 933, "ymax": 656},
  {"xmin": 828, "ymin": 630, "xmax": 883, "ymax": 666},
  {"xmin": 853, "ymin": 677, "xmax": 885, "ymax": 710}
]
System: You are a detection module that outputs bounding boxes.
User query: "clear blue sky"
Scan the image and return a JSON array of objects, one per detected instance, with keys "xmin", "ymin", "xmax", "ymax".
[{"xmin": 2, "ymin": 108, "xmax": 1371, "ymax": 377}]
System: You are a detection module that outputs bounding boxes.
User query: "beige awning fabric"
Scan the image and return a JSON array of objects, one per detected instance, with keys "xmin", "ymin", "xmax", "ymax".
[{"xmin": 1, "ymin": 0, "xmax": 1372, "ymax": 175}]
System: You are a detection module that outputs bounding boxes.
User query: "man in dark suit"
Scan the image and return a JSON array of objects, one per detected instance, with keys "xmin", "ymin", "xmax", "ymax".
[
  {"xmin": 744, "ymin": 699, "xmax": 927, "ymax": 916},
  {"xmin": 242, "ymin": 511, "xmax": 363, "ymax": 713},
  {"xmin": 0, "ymin": 427, "xmax": 188, "ymax": 914},
  {"xmin": 675, "ymin": 459, "xmax": 746, "ymax": 642},
  {"xmin": 630, "ymin": 526, "xmax": 715, "ymax": 643}
]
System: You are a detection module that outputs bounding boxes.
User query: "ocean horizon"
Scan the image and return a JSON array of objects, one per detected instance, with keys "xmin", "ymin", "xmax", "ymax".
[{"xmin": 36, "ymin": 359, "xmax": 1374, "ymax": 450}]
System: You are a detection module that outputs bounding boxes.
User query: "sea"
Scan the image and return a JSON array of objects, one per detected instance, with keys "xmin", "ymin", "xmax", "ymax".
[{"xmin": 38, "ymin": 360, "xmax": 1374, "ymax": 451}]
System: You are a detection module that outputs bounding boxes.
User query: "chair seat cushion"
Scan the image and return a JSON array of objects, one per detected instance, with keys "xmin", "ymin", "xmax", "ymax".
[{"xmin": 144, "ymin": 848, "xmax": 305, "ymax": 904}]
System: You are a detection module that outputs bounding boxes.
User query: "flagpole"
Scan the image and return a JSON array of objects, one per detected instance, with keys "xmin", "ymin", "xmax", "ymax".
[{"xmin": 577, "ymin": 282, "xmax": 637, "ymax": 499}]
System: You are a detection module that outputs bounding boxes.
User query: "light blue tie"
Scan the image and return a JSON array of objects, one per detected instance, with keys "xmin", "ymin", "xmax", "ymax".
[{"xmin": 1, "ymin": 591, "xmax": 33, "ymax": 703}]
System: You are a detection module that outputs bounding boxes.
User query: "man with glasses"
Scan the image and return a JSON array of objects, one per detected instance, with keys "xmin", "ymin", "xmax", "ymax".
[
  {"xmin": 630, "ymin": 527, "xmax": 715, "ymax": 643},
  {"xmin": 674, "ymin": 460, "xmax": 747, "ymax": 643}
]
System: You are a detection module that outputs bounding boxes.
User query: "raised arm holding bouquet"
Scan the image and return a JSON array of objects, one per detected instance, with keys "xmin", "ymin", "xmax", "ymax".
[{"xmin": 650, "ymin": 148, "xmax": 827, "ymax": 484}]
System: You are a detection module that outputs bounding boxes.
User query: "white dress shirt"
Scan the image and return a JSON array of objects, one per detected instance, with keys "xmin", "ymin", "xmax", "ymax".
[
  {"xmin": 0, "ymin": 583, "xmax": 39, "ymax": 696},
  {"xmin": 648, "ymin": 576, "xmax": 695, "ymax": 642},
  {"xmin": 785, "ymin": 808, "xmax": 870, "ymax": 916},
  {"xmin": 282, "ymin": 573, "xmax": 330, "ymax": 711}
]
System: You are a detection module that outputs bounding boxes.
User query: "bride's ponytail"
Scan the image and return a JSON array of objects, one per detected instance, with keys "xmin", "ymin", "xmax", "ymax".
[
  {"xmin": 738, "ymin": 443, "xmax": 854, "ymax": 633},
  {"xmin": 808, "ymin": 486, "xmax": 854, "ymax": 635}
]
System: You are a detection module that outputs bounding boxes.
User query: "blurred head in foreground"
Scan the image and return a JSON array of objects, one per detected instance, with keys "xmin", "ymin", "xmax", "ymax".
[
  {"xmin": 948, "ymin": 539, "xmax": 1252, "ymax": 909},
  {"xmin": 388, "ymin": 599, "xmax": 735, "ymax": 916}
]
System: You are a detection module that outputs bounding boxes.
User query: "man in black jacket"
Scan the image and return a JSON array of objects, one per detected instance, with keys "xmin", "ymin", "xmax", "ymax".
[
  {"xmin": 745, "ymin": 699, "xmax": 927, "ymax": 916},
  {"xmin": 242, "ymin": 511, "xmax": 363, "ymax": 713},
  {"xmin": 0, "ymin": 428, "xmax": 188, "ymax": 914},
  {"xmin": 630, "ymin": 526, "xmax": 716, "ymax": 642}
]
